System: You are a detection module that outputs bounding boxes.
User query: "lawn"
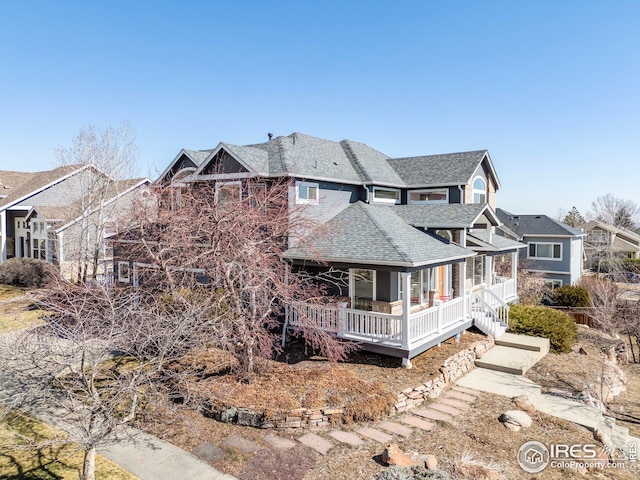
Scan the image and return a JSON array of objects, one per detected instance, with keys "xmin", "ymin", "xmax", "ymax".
[
  {"xmin": 0, "ymin": 411, "xmax": 137, "ymax": 480},
  {"xmin": 0, "ymin": 284, "xmax": 46, "ymax": 333}
]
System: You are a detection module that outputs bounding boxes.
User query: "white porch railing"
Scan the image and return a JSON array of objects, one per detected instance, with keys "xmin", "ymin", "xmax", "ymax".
[
  {"xmin": 490, "ymin": 278, "xmax": 516, "ymax": 301},
  {"xmin": 286, "ymin": 296, "xmax": 469, "ymax": 350}
]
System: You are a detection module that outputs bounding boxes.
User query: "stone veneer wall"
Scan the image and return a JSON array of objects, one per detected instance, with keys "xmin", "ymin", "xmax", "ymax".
[{"xmin": 201, "ymin": 337, "xmax": 495, "ymax": 429}]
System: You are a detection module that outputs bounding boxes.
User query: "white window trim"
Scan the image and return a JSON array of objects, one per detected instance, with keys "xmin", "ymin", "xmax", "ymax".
[
  {"xmin": 528, "ymin": 242, "xmax": 563, "ymax": 261},
  {"xmin": 118, "ymin": 261, "xmax": 130, "ymax": 283},
  {"xmin": 472, "ymin": 176, "xmax": 487, "ymax": 204},
  {"xmin": 371, "ymin": 187, "xmax": 401, "ymax": 205},
  {"xmin": 295, "ymin": 181, "xmax": 319, "ymax": 205},
  {"xmin": 408, "ymin": 188, "xmax": 449, "ymax": 205},
  {"xmin": 216, "ymin": 181, "xmax": 242, "ymax": 201},
  {"xmin": 544, "ymin": 279, "xmax": 563, "ymax": 288}
]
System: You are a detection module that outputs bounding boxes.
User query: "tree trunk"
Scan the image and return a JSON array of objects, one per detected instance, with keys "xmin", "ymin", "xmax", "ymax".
[{"xmin": 81, "ymin": 446, "xmax": 96, "ymax": 480}]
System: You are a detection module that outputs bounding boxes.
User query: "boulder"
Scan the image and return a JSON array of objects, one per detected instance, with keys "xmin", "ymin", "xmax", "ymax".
[
  {"xmin": 511, "ymin": 394, "xmax": 536, "ymax": 414},
  {"xmin": 381, "ymin": 444, "xmax": 421, "ymax": 467},
  {"xmin": 424, "ymin": 453, "xmax": 438, "ymax": 470},
  {"xmin": 499, "ymin": 410, "xmax": 532, "ymax": 431}
]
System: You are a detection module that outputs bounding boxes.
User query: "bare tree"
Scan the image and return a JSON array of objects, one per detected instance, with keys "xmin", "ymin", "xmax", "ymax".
[
  {"xmin": 55, "ymin": 124, "xmax": 142, "ymax": 283},
  {"xmin": 0, "ymin": 279, "xmax": 218, "ymax": 480},
  {"xmin": 119, "ymin": 179, "xmax": 355, "ymax": 381},
  {"xmin": 579, "ymin": 276, "xmax": 619, "ymax": 335},
  {"xmin": 589, "ymin": 194, "xmax": 640, "ymax": 230},
  {"xmin": 616, "ymin": 300, "xmax": 640, "ymax": 363}
]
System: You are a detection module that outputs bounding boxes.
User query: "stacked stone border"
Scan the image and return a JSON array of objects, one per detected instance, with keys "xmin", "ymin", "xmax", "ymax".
[{"xmin": 200, "ymin": 336, "xmax": 495, "ymax": 429}]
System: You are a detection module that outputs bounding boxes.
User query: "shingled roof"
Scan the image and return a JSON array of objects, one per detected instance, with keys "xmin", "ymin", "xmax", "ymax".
[
  {"xmin": 496, "ymin": 209, "xmax": 584, "ymax": 237},
  {"xmin": 284, "ymin": 202, "xmax": 474, "ymax": 267},
  {"xmin": 0, "ymin": 164, "xmax": 85, "ymax": 210},
  {"xmin": 173, "ymin": 133, "xmax": 495, "ymax": 189},
  {"xmin": 392, "ymin": 203, "xmax": 496, "ymax": 229}
]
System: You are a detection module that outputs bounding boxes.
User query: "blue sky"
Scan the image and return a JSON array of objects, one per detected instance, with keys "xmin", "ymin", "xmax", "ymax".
[{"xmin": 1, "ymin": 1, "xmax": 638, "ymax": 217}]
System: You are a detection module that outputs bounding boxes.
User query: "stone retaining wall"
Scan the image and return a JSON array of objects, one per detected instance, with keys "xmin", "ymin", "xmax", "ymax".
[{"xmin": 201, "ymin": 337, "xmax": 495, "ymax": 429}]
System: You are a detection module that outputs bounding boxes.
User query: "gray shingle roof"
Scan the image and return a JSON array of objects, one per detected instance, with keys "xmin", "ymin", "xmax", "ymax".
[
  {"xmin": 387, "ymin": 150, "xmax": 488, "ymax": 186},
  {"xmin": 468, "ymin": 229, "xmax": 527, "ymax": 251},
  {"xmin": 184, "ymin": 133, "xmax": 495, "ymax": 190},
  {"xmin": 284, "ymin": 202, "xmax": 474, "ymax": 267},
  {"xmin": 496, "ymin": 208, "xmax": 584, "ymax": 237},
  {"xmin": 183, "ymin": 149, "xmax": 214, "ymax": 166},
  {"xmin": 0, "ymin": 165, "xmax": 84, "ymax": 210},
  {"xmin": 392, "ymin": 204, "xmax": 489, "ymax": 228}
]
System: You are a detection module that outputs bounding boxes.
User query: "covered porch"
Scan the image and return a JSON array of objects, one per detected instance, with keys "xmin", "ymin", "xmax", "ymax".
[{"xmin": 285, "ymin": 275, "xmax": 516, "ymax": 367}]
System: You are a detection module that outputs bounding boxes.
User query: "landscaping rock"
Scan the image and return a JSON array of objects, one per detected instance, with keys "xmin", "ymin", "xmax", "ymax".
[
  {"xmin": 499, "ymin": 410, "xmax": 532, "ymax": 431},
  {"xmin": 511, "ymin": 394, "xmax": 536, "ymax": 413},
  {"xmin": 424, "ymin": 453, "xmax": 438, "ymax": 470},
  {"xmin": 381, "ymin": 444, "xmax": 421, "ymax": 467}
]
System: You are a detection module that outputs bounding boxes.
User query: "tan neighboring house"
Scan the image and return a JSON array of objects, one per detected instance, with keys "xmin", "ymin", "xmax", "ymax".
[
  {"xmin": 583, "ymin": 220, "xmax": 640, "ymax": 269},
  {"xmin": 0, "ymin": 164, "xmax": 150, "ymax": 282}
]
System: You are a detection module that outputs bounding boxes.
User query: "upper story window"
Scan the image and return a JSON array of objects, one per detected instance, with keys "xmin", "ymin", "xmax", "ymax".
[
  {"xmin": 472, "ymin": 177, "xmax": 487, "ymax": 204},
  {"xmin": 296, "ymin": 181, "xmax": 319, "ymax": 204},
  {"xmin": 587, "ymin": 230, "xmax": 607, "ymax": 245},
  {"xmin": 408, "ymin": 189, "xmax": 448, "ymax": 204},
  {"xmin": 528, "ymin": 242, "xmax": 562, "ymax": 260},
  {"xmin": 372, "ymin": 187, "xmax": 400, "ymax": 204}
]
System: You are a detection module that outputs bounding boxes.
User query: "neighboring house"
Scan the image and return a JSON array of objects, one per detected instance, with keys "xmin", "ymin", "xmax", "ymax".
[
  {"xmin": 0, "ymin": 165, "xmax": 150, "ymax": 281},
  {"xmin": 582, "ymin": 220, "xmax": 640, "ymax": 269},
  {"xmin": 496, "ymin": 209, "xmax": 584, "ymax": 287},
  {"xmin": 119, "ymin": 132, "xmax": 525, "ymax": 366}
]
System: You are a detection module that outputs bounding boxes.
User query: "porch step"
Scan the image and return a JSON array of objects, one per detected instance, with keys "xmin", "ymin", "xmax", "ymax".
[
  {"xmin": 495, "ymin": 333, "xmax": 550, "ymax": 354},
  {"xmin": 474, "ymin": 345, "xmax": 547, "ymax": 375}
]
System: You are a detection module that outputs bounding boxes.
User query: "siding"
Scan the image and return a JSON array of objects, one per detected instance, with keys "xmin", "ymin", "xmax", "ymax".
[
  {"xmin": 520, "ymin": 235, "xmax": 573, "ymax": 277},
  {"xmin": 289, "ymin": 180, "xmax": 361, "ymax": 224},
  {"xmin": 14, "ymin": 169, "xmax": 100, "ymax": 208}
]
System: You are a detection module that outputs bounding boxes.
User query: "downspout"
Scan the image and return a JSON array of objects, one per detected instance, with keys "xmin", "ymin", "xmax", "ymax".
[
  {"xmin": 363, "ymin": 185, "xmax": 371, "ymax": 203},
  {"xmin": 457, "ymin": 184, "xmax": 464, "ymax": 204}
]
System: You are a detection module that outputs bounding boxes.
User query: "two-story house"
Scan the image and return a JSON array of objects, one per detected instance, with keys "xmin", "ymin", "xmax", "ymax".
[
  {"xmin": 496, "ymin": 209, "xmax": 585, "ymax": 287},
  {"xmin": 583, "ymin": 220, "xmax": 640, "ymax": 270},
  {"xmin": 141, "ymin": 133, "xmax": 525, "ymax": 366},
  {"xmin": 0, "ymin": 165, "xmax": 149, "ymax": 282}
]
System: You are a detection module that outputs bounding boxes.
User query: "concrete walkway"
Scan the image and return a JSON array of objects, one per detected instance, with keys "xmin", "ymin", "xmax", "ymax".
[
  {"xmin": 99, "ymin": 426, "xmax": 237, "ymax": 480},
  {"xmin": 457, "ymin": 333, "xmax": 636, "ymax": 457},
  {"xmin": 0, "ymin": 329, "xmax": 236, "ymax": 480}
]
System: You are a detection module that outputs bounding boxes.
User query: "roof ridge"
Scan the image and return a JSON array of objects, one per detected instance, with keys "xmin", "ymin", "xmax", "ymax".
[
  {"xmin": 276, "ymin": 136, "xmax": 288, "ymax": 172},
  {"xmin": 340, "ymin": 140, "xmax": 370, "ymax": 182}
]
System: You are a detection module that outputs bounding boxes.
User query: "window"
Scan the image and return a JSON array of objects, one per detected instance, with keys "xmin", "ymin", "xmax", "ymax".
[
  {"xmin": 350, "ymin": 268, "xmax": 375, "ymax": 311},
  {"xmin": 435, "ymin": 230, "xmax": 452, "ymax": 241},
  {"xmin": 296, "ymin": 181, "xmax": 319, "ymax": 204},
  {"xmin": 545, "ymin": 279, "xmax": 563, "ymax": 289},
  {"xmin": 372, "ymin": 187, "xmax": 400, "ymax": 204},
  {"xmin": 528, "ymin": 242, "xmax": 562, "ymax": 260},
  {"xmin": 118, "ymin": 261, "xmax": 130, "ymax": 283},
  {"xmin": 408, "ymin": 189, "xmax": 448, "ymax": 204},
  {"xmin": 216, "ymin": 182, "xmax": 242, "ymax": 203},
  {"xmin": 587, "ymin": 230, "xmax": 607, "ymax": 245},
  {"xmin": 466, "ymin": 254, "xmax": 486, "ymax": 286},
  {"xmin": 472, "ymin": 177, "xmax": 487, "ymax": 204},
  {"xmin": 32, "ymin": 239, "xmax": 46, "ymax": 260}
]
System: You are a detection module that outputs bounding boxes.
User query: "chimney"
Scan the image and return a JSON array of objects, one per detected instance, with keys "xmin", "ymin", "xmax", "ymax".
[{"xmin": 268, "ymin": 133, "xmax": 273, "ymax": 141}]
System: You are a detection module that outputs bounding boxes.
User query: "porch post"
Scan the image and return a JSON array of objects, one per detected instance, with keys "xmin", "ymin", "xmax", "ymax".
[
  {"xmin": 511, "ymin": 251, "xmax": 517, "ymax": 281},
  {"xmin": 400, "ymin": 271, "xmax": 411, "ymax": 349}
]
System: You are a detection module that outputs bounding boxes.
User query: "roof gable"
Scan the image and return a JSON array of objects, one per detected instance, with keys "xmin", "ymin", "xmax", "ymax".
[{"xmin": 158, "ymin": 149, "xmax": 214, "ymax": 184}]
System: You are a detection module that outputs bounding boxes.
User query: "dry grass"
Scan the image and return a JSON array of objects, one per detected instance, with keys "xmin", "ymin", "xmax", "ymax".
[
  {"xmin": 0, "ymin": 411, "xmax": 137, "ymax": 480},
  {"xmin": 0, "ymin": 285, "xmax": 45, "ymax": 333}
]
